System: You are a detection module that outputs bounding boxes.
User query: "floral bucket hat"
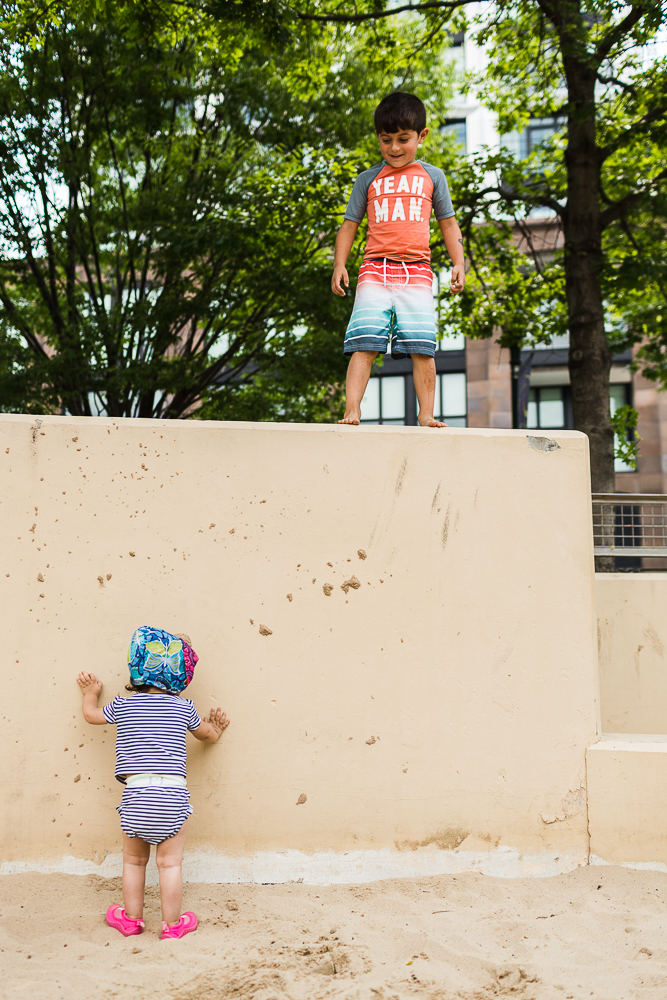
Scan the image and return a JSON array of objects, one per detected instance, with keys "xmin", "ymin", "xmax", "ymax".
[{"xmin": 128, "ymin": 626, "xmax": 198, "ymax": 694}]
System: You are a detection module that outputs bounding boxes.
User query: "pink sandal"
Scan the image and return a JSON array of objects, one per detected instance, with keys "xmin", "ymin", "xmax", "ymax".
[
  {"xmin": 105, "ymin": 904, "xmax": 145, "ymax": 937},
  {"xmin": 161, "ymin": 912, "xmax": 198, "ymax": 939}
]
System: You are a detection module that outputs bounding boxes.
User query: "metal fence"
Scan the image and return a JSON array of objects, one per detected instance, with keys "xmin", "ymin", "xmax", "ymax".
[{"xmin": 592, "ymin": 494, "xmax": 667, "ymax": 557}]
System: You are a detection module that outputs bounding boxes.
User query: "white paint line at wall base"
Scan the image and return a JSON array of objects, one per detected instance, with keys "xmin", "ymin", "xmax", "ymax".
[
  {"xmin": 590, "ymin": 855, "xmax": 667, "ymax": 874},
  {"xmin": 1, "ymin": 847, "xmax": 588, "ymax": 884}
]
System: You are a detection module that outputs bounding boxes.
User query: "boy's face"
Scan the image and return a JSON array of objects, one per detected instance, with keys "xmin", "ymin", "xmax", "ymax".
[{"xmin": 376, "ymin": 127, "xmax": 429, "ymax": 169}]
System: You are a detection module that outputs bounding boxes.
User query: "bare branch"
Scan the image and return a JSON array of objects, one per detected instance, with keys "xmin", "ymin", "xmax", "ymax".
[
  {"xmin": 286, "ymin": 0, "xmax": 470, "ymax": 25},
  {"xmin": 490, "ymin": 180, "xmax": 566, "ymax": 219},
  {"xmin": 600, "ymin": 165, "xmax": 667, "ymax": 230},
  {"xmin": 596, "ymin": 71, "xmax": 637, "ymax": 94},
  {"xmin": 595, "ymin": 5, "xmax": 648, "ymax": 64},
  {"xmin": 0, "ymin": 279, "xmax": 50, "ymax": 357}
]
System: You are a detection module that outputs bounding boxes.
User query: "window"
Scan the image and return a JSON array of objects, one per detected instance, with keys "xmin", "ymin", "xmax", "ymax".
[
  {"xmin": 433, "ymin": 270, "xmax": 465, "ymax": 350},
  {"xmin": 610, "ymin": 383, "xmax": 634, "ymax": 473},
  {"xmin": 501, "ymin": 117, "xmax": 563, "ymax": 160},
  {"xmin": 527, "ymin": 387, "xmax": 565, "ymax": 429},
  {"xmin": 361, "ymin": 375, "xmax": 406, "ymax": 424},
  {"xmin": 442, "ymin": 119, "xmax": 467, "ymax": 154},
  {"xmin": 432, "ymin": 372, "xmax": 467, "ymax": 426},
  {"xmin": 438, "ymin": 328, "xmax": 465, "ymax": 351},
  {"xmin": 446, "ymin": 33, "xmax": 465, "ymax": 78},
  {"xmin": 524, "ymin": 332, "xmax": 570, "ymax": 350},
  {"xmin": 362, "ymin": 371, "xmax": 467, "ymax": 426}
]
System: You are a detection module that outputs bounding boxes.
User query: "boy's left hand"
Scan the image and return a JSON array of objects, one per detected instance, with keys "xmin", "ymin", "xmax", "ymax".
[
  {"xmin": 77, "ymin": 671, "xmax": 102, "ymax": 697},
  {"xmin": 331, "ymin": 265, "xmax": 349, "ymax": 297},
  {"xmin": 450, "ymin": 265, "xmax": 465, "ymax": 294}
]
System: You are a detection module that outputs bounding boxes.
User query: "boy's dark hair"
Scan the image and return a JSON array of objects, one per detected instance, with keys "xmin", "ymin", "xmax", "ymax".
[{"xmin": 374, "ymin": 92, "xmax": 426, "ymax": 135}]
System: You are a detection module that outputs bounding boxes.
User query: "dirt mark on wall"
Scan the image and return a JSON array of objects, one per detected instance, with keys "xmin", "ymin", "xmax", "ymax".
[
  {"xmin": 642, "ymin": 624, "xmax": 664, "ymax": 657},
  {"xmin": 395, "ymin": 828, "xmax": 470, "ymax": 851},
  {"xmin": 394, "ymin": 459, "xmax": 407, "ymax": 496}
]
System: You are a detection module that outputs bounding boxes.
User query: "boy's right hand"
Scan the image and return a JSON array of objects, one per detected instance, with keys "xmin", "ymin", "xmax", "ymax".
[{"xmin": 331, "ymin": 265, "xmax": 349, "ymax": 297}]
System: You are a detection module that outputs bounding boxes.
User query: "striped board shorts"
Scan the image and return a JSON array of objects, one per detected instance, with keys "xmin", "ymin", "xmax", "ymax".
[
  {"xmin": 344, "ymin": 258, "xmax": 437, "ymax": 358},
  {"xmin": 118, "ymin": 775, "xmax": 192, "ymax": 845}
]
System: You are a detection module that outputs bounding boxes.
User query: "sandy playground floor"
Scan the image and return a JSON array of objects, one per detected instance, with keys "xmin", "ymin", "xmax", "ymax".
[{"xmin": 1, "ymin": 865, "xmax": 667, "ymax": 999}]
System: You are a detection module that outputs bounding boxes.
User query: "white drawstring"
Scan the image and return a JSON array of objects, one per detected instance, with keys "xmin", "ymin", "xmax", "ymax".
[{"xmin": 382, "ymin": 260, "xmax": 410, "ymax": 287}]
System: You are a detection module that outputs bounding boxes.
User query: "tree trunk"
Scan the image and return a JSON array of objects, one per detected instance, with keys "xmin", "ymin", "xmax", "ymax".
[{"xmin": 562, "ymin": 46, "xmax": 615, "ymax": 494}]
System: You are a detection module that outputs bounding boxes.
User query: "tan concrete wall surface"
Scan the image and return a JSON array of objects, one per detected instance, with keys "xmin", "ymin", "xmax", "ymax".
[
  {"xmin": 0, "ymin": 416, "xmax": 598, "ymax": 872},
  {"xmin": 587, "ymin": 738, "xmax": 667, "ymax": 864},
  {"xmin": 596, "ymin": 574, "xmax": 667, "ymax": 734}
]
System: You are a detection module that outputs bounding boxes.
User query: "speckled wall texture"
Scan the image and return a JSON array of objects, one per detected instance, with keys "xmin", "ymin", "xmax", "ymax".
[{"xmin": 0, "ymin": 416, "xmax": 598, "ymax": 866}]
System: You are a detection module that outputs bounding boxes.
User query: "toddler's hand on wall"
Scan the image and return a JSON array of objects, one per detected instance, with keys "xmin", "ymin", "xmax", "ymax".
[
  {"xmin": 206, "ymin": 708, "xmax": 230, "ymax": 739},
  {"xmin": 77, "ymin": 671, "xmax": 102, "ymax": 697}
]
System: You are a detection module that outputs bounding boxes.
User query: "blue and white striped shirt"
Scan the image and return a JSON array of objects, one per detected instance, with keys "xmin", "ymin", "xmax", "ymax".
[{"xmin": 103, "ymin": 693, "xmax": 202, "ymax": 784}]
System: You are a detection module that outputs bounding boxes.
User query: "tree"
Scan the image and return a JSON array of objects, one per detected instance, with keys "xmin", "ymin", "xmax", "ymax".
[
  {"xmin": 292, "ymin": 0, "xmax": 667, "ymax": 492},
  {"xmin": 0, "ymin": 1, "xmax": 455, "ymax": 419}
]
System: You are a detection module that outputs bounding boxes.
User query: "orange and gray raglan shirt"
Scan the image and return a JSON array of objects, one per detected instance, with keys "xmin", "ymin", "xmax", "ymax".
[
  {"xmin": 343, "ymin": 159, "xmax": 455, "ymax": 263},
  {"xmin": 341, "ymin": 159, "xmax": 455, "ymax": 357}
]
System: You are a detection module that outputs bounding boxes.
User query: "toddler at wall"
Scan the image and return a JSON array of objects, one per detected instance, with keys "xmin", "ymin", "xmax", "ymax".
[
  {"xmin": 77, "ymin": 626, "xmax": 229, "ymax": 940},
  {"xmin": 332, "ymin": 91, "xmax": 466, "ymax": 426}
]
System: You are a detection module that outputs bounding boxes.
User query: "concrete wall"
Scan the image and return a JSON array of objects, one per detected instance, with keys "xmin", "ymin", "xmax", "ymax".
[
  {"xmin": 596, "ymin": 574, "xmax": 667, "ymax": 734},
  {"xmin": 0, "ymin": 416, "xmax": 598, "ymax": 880},
  {"xmin": 587, "ymin": 737, "xmax": 667, "ymax": 865}
]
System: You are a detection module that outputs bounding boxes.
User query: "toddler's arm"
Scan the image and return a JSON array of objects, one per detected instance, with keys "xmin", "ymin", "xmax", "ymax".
[
  {"xmin": 331, "ymin": 220, "xmax": 359, "ymax": 297},
  {"xmin": 76, "ymin": 671, "xmax": 106, "ymax": 725},
  {"xmin": 192, "ymin": 707, "xmax": 230, "ymax": 744},
  {"xmin": 438, "ymin": 216, "xmax": 466, "ymax": 293}
]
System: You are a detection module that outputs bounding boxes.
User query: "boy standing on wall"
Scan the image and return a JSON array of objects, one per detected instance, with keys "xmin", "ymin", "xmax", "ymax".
[{"xmin": 332, "ymin": 92, "xmax": 465, "ymax": 427}]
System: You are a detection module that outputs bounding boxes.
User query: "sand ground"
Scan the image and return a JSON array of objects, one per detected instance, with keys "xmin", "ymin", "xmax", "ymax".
[{"xmin": 1, "ymin": 866, "xmax": 667, "ymax": 999}]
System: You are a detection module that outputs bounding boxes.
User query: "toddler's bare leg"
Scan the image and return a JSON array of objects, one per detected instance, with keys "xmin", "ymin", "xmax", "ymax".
[
  {"xmin": 412, "ymin": 354, "xmax": 447, "ymax": 428},
  {"xmin": 156, "ymin": 820, "xmax": 188, "ymax": 926},
  {"xmin": 339, "ymin": 351, "xmax": 378, "ymax": 424},
  {"xmin": 122, "ymin": 832, "xmax": 150, "ymax": 920}
]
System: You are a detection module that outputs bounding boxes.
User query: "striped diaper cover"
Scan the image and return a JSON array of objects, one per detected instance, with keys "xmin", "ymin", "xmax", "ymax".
[
  {"xmin": 343, "ymin": 258, "xmax": 437, "ymax": 358},
  {"xmin": 117, "ymin": 775, "xmax": 192, "ymax": 845}
]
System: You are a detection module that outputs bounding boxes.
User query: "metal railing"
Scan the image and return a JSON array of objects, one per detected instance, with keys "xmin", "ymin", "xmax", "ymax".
[{"xmin": 593, "ymin": 494, "xmax": 667, "ymax": 557}]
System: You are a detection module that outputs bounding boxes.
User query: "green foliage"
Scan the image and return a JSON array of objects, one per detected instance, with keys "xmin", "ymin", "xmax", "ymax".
[
  {"xmin": 0, "ymin": 0, "xmax": 455, "ymax": 419},
  {"xmin": 282, "ymin": 0, "xmax": 667, "ymax": 408},
  {"xmin": 9, "ymin": 0, "xmax": 664, "ymax": 427},
  {"xmin": 434, "ymin": 149, "xmax": 568, "ymax": 348},
  {"xmin": 611, "ymin": 404, "xmax": 640, "ymax": 469},
  {"xmin": 446, "ymin": 0, "xmax": 667, "ymax": 355}
]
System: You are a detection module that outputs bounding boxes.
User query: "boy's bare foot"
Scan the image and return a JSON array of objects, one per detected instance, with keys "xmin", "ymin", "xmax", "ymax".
[
  {"xmin": 418, "ymin": 415, "xmax": 448, "ymax": 428},
  {"xmin": 338, "ymin": 412, "xmax": 361, "ymax": 425}
]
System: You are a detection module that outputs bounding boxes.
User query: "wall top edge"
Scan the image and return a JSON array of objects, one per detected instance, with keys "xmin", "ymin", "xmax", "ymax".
[
  {"xmin": 589, "ymin": 736, "xmax": 667, "ymax": 752},
  {"xmin": 595, "ymin": 573, "xmax": 667, "ymax": 581},
  {"xmin": 0, "ymin": 413, "xmax": 588, "ymax": 441}
]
